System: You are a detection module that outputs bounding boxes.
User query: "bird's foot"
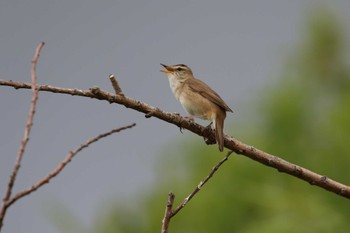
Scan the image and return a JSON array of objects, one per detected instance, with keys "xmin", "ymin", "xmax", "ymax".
[{"xmin": 204, "ymin": 136, "xmax": 216, "ymax": 145}]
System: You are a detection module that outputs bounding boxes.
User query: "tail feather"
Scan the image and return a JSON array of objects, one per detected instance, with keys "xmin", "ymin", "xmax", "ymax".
[{"xmin": 214, "ymin": 111, "xmax": 226, "ymax": 152}]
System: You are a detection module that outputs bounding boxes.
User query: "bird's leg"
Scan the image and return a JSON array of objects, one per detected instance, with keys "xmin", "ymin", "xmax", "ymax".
[{"xmin": 206, "ymin": 122, "xmax": 213, "ymax": 129}]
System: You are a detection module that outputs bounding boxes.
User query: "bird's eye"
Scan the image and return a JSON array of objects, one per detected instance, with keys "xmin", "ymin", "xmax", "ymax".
[{"xmin": 176, "ymin": 67, "xmax": 182, "ymax": 71}]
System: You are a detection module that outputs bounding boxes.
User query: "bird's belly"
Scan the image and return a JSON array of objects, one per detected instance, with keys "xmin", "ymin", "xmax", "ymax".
[{"xmin": 179, "ymin": 94, "xmax": 215, "ymax": 121}]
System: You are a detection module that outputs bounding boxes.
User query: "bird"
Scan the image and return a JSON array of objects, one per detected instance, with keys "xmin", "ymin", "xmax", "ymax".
[{"xmin": 160, "ymin": 63, "xmax": 233, "ymax": 152}]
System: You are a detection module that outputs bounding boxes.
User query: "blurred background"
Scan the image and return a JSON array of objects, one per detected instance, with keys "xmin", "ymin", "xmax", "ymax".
[{"xmin": 1, "ymin": 0, "xmax": 350, "ymax": 232}]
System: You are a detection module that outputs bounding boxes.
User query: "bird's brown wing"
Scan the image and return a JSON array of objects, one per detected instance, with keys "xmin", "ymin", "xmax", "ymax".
[{"xmin": 186, "ymin": 78, "xmax": 233, "ymax": 112}]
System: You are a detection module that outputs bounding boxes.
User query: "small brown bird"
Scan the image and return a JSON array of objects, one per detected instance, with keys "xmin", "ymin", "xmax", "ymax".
[{"xmin": 160, "ymin": 63, "xmax": 233, "ymax": 151}]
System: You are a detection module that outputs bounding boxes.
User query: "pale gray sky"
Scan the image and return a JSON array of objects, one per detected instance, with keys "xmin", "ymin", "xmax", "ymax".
[{"xmin": 1, "ymin": 1, "xmax": 349, "ymax": 232}]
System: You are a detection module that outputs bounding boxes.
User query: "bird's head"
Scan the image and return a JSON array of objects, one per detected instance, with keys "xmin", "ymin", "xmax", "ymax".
[{"xmin": 160, "ymin": 63, "xmax": 193, "ymax": 80}]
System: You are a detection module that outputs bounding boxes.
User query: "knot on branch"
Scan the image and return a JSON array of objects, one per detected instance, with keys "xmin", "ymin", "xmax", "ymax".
[
  {"xmin": 89, "ymin": 86, "xmax": 103, "ymax": 96},
  {"xmin": 145, "ymin": 109, "xmax": 157, "ymax": 118},
  {"xmin": 89, "ymin": 87, "xmax": 115, "ymax": 103}
]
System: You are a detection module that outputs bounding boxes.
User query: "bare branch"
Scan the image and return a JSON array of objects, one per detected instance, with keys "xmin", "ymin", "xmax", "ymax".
[
  {"xmin": 109, "ymin": 74, "xmax": 124, "ymax": 96},
  {"xmin": 171, "ymin": 150, "xmax": 233, "ymax": 217},
  {"xmin": 0, "ymin": 124, "xmax": 135, "ymax": 231},
  {"xmin": 6, "ymin": 123, "xmax": 136, "ymax": 208},
  {"xmin": 4, "ymin": 42, "xmax": 44, "ymax": 200},
  {"xmin": 0, "ymin": 42, "xmax": 45, "ymax": 229},
  {"xmin": 161, "ymin": 192, "xmax": 175, "ymax": 233},
  {"xmin": 1, "ymin": 80, "xmax": 350, "ymax": 199},
  {"xmin": 160, "ymin": 151, "xmax": 233, "ymax": 233}
]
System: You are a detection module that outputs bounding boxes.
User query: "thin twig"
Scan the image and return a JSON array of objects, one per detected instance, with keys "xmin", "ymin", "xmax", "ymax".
[
  {"xmin": 171, "ymin": 150, "xmax": 233, "ymax": 217},
  {"xmin": 6, "ymin": 123, "xmax": 136, "ymax": 208},
  {"xmin": 159, "ymin": 151, "xmax": 233, "ymax": 233},
  {"xmin": 1, "ymin": 80, "xmax": 350, "ymax": 198},
  {"xmin": 109, "ymin": 74, "xmax": 124, "ymax": 96},
  {"xmin": 0, "ymin": 42, "xmax": 45, "ymax": 230},
  {"xmin": 161, "ymin": 192, "xmax": 175, "ymax": 233}
]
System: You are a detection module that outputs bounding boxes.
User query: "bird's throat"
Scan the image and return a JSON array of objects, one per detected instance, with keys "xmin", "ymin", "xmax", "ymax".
[{"xmin": 168, "ymin": 75, "xmax": 186, "ymax": 101}]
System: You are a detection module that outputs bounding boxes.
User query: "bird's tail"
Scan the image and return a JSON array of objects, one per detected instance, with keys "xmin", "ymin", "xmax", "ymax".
[{"xmin": 214, "ymin": 111, "xmax": 226, "ymax": 152}]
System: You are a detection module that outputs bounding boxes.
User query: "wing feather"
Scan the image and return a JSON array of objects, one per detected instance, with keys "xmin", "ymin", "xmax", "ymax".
[{"xmin": 186, "ymin": 78, "xmax": 233, "ymax": 112}]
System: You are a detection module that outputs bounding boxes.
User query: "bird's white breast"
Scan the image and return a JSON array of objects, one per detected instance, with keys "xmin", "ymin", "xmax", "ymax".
[{"xmin": 168, "ymin": 75, "xmax": 183, "ymax": 100}]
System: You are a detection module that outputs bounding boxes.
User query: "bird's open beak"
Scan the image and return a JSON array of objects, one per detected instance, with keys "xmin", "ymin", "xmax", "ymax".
[{"xmin": 160, "ymin": 63, "xmax": 175, "ymax": 74}]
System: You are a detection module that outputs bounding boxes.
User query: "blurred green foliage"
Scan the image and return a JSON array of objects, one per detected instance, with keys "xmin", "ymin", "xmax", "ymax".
[{"xmin": 56, "ymin": 7, "xmax": 350, "ymax": 233}]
